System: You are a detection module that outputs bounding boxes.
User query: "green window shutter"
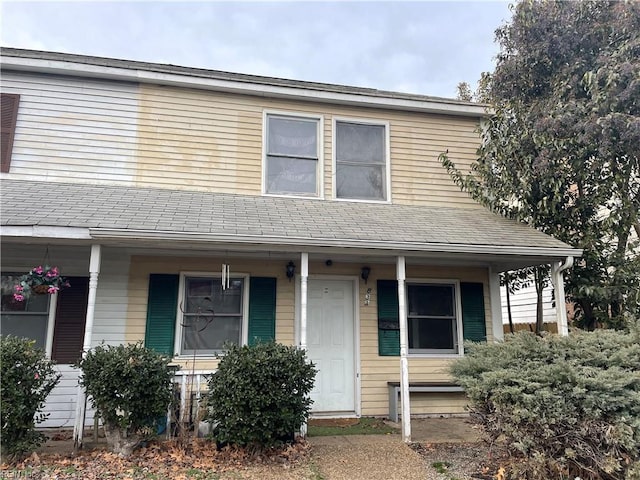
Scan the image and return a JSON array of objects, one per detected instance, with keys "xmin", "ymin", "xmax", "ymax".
[
  {"xmin": 145, "ymin": 274, "xmax": 179, "ymax": 355},
  {"xmin": 248, "ymin": 277, "xmax": 277, "ymax": 346},
  {"xmin": 377, "ymin": 280, "xmax": 400, "ymax": 356},
  {"xmin": 461, "ymin": 282, "xmax": 487, "ymax": 342}
]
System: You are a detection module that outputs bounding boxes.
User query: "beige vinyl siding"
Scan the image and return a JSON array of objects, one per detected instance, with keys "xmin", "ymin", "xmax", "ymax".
[
  {"xmin": 0, "ymin": 72, "xmax": 139, "ymax": 184},
  {"xmin": 126, "ymin": 256, "xmax": 295, "ymax": 371},
  {"xmin": 135, "ymin": 84, "xmax": 481, "ymax": 207}
]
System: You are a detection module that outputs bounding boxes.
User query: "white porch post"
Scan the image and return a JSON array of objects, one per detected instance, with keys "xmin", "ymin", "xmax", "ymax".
[
  {"xmin": 552, "ymin": 257, "xmax": 573, "ymax": 337},
  {"xmin": 488, "ymin": 267, "xmax": 504, "ymax": 341},
  {"xmin": 73, "ymin": 244, "xmax": 102, "ymax": 448},
  {"xmin": 299, "ymin": 252, "xmax": 309, "ymax": 437},
  {"xmin": 299, "ymin": 252, "xmax": 309, "ymax": 350},
  {"xmin": 396, "ymin": 256, "xmax": 411, "ymax": 443}
]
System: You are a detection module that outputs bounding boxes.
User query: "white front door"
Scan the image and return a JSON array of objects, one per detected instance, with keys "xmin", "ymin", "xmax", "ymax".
[{"xmin": 307, "ymin": 279, "xmax": 356, "ymax": 414}]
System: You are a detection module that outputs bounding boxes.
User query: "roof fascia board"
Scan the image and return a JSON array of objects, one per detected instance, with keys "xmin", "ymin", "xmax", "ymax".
[
  {"xmin": 2, "ymin": 56, "xmax": 487, "ymax": 118},
  {"xmin": 0, "ymin": 225, "xmax": 91, "ymax": 239},
  {"xmin": 88, "ymin": 228, "xmax": 583, "ymax": 258}
]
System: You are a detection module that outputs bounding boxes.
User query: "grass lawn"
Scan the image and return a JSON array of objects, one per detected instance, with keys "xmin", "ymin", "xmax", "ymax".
[{"xmin": 307, "ymin": 417, "xmax": 397, "ymax": 437}]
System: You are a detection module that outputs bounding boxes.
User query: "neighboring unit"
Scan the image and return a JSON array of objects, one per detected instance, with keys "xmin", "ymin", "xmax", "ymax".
[{"xmin": 0, "ymin": 48, "xmax": 581, "ymax": 440}]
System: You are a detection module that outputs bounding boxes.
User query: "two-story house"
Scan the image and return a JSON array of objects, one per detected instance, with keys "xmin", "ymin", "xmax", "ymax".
[{"xmin": 0, "ymin": 48, "xmax": 581, "ymax": 441}]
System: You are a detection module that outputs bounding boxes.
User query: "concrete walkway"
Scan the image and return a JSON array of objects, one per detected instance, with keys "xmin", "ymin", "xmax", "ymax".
[
  {"xmin": 309, "ymin": 434, "xmax": 426, "ymax": 480},
  {"xmin": 308, "ymin": 418, "xmax": 482, "ymax": 479}
]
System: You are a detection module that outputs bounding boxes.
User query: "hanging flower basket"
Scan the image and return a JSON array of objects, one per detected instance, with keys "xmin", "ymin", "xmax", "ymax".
[{"xmin": 13, "ymin": 265, "xmax": 70, "ymax": 302}]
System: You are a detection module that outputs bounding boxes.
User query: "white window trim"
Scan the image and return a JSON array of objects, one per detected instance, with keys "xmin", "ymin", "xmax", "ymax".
[
  {"xmin": 174, "ymin": 271, "xmax": 250, "ymax": 359},
  {"xmin": 332, "ymin": 116, "xmax": 392, "ymax": 204},
  {"xmin": 1, "ymin": 269, "xmax": 58, "ymax": 359},
  {"xmin": 404, "ymin": 278, "xmax": 464, "ymax": 358},
  {"xmin": 262, "ymin": 109, "xmax": 324, "ymax": 199}
]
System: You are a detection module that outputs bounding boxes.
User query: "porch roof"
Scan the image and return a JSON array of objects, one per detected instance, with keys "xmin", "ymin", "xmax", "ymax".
[{"xmin": 1, "ymin": 180, "xmax": 581, "ymax": 266}]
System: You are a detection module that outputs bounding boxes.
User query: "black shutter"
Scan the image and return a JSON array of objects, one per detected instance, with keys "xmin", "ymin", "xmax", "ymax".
[{"xmin": 52, "ymin": 277, "xmax": 89, "ymax": 364}]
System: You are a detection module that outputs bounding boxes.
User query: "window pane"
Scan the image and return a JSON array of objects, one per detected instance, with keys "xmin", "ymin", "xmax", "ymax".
[
  {"xmin": 182, "ymin": 277, "xmax": 244, "ymax": 354},
  {"xmin": 408, "ymin": 285, "xmax": 454, "ymax": 317},
  {"xmin": 408, "ymin": 317, "xmax": 456, "ymax": 351},
  {"xmin": 336, "ymin": 122, "xmax": 385, "ymax": 164},
  {"xmin": 187, "ymin": 278, "xmax": 213, "ymax": 298},
  {"xmin": 181, "ymin": 315, "xmax": 241, "ymax": 354},
  {"xmin": 268, "ymin": 117, "xmax": 317, "ymax": 157},
  {"xmin": 266, "ymin": 156, "xmax": 317, "ymax": 195},
  {"xmin": 0, "ymin": 314, "xmax": 48, "ymax": 350},
  {"xmin": 336, "ymin": 164, "xmax": 385, "ymax": 200},
  {"xmin": 1, "ymin": 273, "xmax": 50, "ymax": 351}
]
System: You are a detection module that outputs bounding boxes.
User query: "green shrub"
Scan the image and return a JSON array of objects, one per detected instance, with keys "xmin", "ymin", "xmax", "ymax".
[
  {"xmin": 452, "ymin": 330, "xmax": 640, "ymax": 480},
  {"xmin": 0, "ymin": 336, "xmax": 60, "ymax": 461},
  {"xmin": 77, "ymin": 342, "xmax": 175, "ymax": 457},
  {"xmin": 206, "ymin": 342, "xmax": 317, "ymax": 448}
]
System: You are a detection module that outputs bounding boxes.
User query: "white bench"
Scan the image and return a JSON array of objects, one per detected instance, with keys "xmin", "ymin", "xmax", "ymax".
[{"xmin": 387, "ymin": 381, "xmax": 464, "ymax": 422}]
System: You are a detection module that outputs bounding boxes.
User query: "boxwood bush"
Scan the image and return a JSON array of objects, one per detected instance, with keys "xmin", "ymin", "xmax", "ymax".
[
  {"xmin": 77, "ymin": 342, "xmax": 175, "ymax": 457},
  {"xmin": 452, "ymin": 329, "xmax": 640, "ymax": 480},
  {"xmin": 0, "ymin": 336, "xmax": 60, "ymax": 462},
  {"xmin": 206, "ymin": 342, "xmax": 317, "ymax": 448}
]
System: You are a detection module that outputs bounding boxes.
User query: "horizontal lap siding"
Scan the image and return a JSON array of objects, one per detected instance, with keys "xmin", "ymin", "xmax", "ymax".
[
  {"xmin": 40, "ymin": 365, "xmax": 96, "ymax": 428},
  {"xmin": 92, "ymin": 248, "xmax": 130, "ymax": 347},
  {"xmin": 3, "ymin": 72, "xmax": 481, "ymax": 208},
  {"xmin": 1, "ymin": 72, "xmax": 138, "ymax": 185},
  {"xmin": 135, "ymin": 86, "xmax": 263, "ymax": 195},
  {"xmin": 501, "ymin": 284, "xmax": 557, "ymax": 324}
]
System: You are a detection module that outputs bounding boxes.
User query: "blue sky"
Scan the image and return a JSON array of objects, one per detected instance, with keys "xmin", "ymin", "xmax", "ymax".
[{"xmin": 1, "ymin": 1, "xmax": 512, "ymax": 99}]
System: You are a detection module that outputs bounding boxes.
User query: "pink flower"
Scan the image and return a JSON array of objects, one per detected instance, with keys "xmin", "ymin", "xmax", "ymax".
[
  {"xmin": 34, "ymin": 373, "xmax": 40, "ymax": 380},
  {"xmin": 34, "ymin": 266, "xmax": 43, "ymax": 275},
  {"xmin": 47, "ymin": 286, "xmax": 59, "ymax": 294},
  {"xmin": 46, "ymin": 267, "xmax": 59, "ymax": 278},
  {"xmin": 13, "ymin": 293, "xmax": 25, "ymax": 302},
  {"xmin": 14, "ymin": 284, "xmax": 23, "ymax": 292}
]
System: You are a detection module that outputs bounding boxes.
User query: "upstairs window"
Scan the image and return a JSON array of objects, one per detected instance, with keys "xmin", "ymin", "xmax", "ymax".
[
  {"xmin": 264, "ymin": 113, "xmax": 320, "ymax": 197},
  {"xmin": 1, "ymin": 93, "xmax": 20, "ymax": 173},
  {"xmin": 335, "ymin": 120, "xmax": 389, "ymax": 201}
]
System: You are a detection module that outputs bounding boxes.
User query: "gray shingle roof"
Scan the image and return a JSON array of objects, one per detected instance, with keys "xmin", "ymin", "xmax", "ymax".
[
  {"xmin": 0, "ymin": 47, "xmax": 482, "ymax": 109},
  {"xmin": 1, "ymin": 179, "xmax": 577, "ymax": 256}
]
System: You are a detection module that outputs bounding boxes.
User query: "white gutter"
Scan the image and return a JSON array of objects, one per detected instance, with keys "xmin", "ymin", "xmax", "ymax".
[
  {"xmin": 2, "ymin": 55, "xmax": 487, "ymax": 118},
  {"xmin": 89, "ymin": 228, "xmax": 582, "ymax": 258},
  {"xmin": 551, "ymin": 256, "xmax": 574, "ymax": 336},
  {"xmin": 0, "ymin": 225, "xmax": 91, "ymax": 239}
]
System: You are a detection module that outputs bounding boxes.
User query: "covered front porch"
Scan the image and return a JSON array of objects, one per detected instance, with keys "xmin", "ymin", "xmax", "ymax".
[{"xmin": 1, "ymin": 233, "xmax": 576, "ymax": 443}]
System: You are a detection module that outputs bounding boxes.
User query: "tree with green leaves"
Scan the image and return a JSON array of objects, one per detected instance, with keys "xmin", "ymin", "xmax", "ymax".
[{"xmin": 442, "ymin": 0, "xmax": 640, "ymax": 330}]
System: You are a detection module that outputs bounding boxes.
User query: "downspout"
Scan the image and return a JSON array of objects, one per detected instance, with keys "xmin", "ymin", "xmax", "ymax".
[
  {"xmin": 73, "ymin": 244, "xmax": 102, "ymax": 448},
  {"xmin": 552, "ymin": 256, "xmax": 573, "ymax": 336}
]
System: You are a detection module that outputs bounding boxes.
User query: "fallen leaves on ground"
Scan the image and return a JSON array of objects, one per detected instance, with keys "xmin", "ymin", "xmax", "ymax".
[
  {"xmin": 411, "ymin": 442, "xmax": 510, "ymax": 480},
  {"xmin": 1, "ymin": 438, "xmax": 312, "ymax": 479}
]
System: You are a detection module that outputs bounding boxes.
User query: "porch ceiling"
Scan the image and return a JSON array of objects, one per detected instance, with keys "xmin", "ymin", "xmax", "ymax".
[{"xmin": 1, "ymin": 179, "xmax": 581, "ymax": 271}]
